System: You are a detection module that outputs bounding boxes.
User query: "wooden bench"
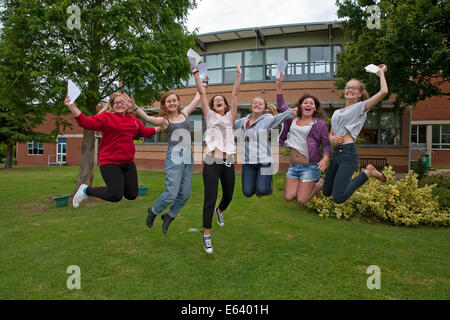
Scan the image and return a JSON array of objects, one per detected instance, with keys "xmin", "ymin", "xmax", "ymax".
[{"xmin": 358, "ymin": 157, "xmax": 388, "ymax": 171}]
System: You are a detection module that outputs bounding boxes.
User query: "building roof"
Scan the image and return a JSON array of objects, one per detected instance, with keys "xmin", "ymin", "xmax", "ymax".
[{"xmin": 196, "ymin": 21, "xmax": 342, "ymax": 46}]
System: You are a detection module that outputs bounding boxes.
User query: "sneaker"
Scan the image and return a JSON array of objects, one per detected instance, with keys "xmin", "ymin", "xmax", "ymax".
[
  {"xmin": 146, "ymin": 207, "xmax": 157, "ymax": 228},
  {"xmin": 216, "ymin": 207, "xmax": 224, "ymax": 227},
  {"xmin": 73, "ymin": 184, "xmax": 88, "ymax": 208},
  {"xmin": 203, "ymin": 235, "xmax": 213, "ymax": 254}
]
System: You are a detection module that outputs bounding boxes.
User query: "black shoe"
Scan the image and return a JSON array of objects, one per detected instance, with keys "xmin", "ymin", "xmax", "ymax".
[
  {"xmin": 161, "ymin": 214, "xmax": 175, "ymax": 234},
  {"xmin": 146, "ymin": 207, "xmax": 157, "ymax": 228}
]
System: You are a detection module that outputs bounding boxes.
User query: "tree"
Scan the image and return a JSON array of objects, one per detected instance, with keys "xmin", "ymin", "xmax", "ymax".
[
  {"xmin": 1, "ymin": 0, "xmax": 197, "ymax": 187},
  {"xmin": 0, "ymin": 2, "xmax": 58, "ymax": 168},
  {"xmin": 335, "ymin": 0, "xmax": 449, "ymax": 107}
]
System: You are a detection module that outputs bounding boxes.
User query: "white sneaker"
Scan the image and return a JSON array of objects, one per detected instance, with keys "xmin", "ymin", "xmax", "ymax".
[
  {"xmin": 73, "ymin": 184, "xmax": 88, "ymax": 208},
  {"xmin": 203, "ymin": 235, "xmax": 213, "ymax": 254},
  {"xmin": 216, "ymin": 208, "xmax": 224, "ymax": 227}
]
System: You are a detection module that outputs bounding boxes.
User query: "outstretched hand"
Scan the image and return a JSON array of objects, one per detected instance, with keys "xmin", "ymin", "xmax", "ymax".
[{"xmin": 121, "ymin": 92, "xmax": 137, "ymax": 110}]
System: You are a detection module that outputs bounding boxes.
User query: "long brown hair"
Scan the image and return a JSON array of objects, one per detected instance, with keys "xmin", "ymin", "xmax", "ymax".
[
  {"xmin": 209, "ymin": 95, "xmax": 230, "ymax": 113},
  {"xmin": 293, "ymin": 93, "xmax": 327, "ymax": 121},
  {"xmin": 158, "ymin": 91, "xmax": 181, "ymax": 119}
]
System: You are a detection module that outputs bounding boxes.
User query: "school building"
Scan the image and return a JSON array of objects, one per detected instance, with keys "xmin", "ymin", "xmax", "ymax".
[{"xmin": 16, "ymin": 21, "xmax": 449, "ymax": 172}]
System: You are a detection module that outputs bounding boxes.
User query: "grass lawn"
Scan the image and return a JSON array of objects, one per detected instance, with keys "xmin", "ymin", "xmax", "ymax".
[{"xmin": 0, "ymin": 166, "xmax": 449, "ymax": 300}]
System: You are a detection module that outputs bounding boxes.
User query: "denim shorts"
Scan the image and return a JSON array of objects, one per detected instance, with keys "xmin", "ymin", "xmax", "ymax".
[{"xmin": 286, "ymin": 163, "xmax": 321, "ymax": 182}]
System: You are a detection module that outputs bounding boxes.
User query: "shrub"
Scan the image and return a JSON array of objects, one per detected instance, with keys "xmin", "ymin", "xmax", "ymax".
[
  {"xmin": 305, "ymin": 167, "xmax": 450, "ymax": 227},
  {"xmin": 412, "ymin": 158, "xmax": 428, "ymax": 180},
  {"xmin": 419, "ymin": 172, "xmax": 450, "ymax": 209}
]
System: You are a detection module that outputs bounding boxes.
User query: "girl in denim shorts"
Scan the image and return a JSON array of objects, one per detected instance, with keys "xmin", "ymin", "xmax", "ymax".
[{"xmin": 276, "ymin": 74, "xmax": 331, "ymax": 204}]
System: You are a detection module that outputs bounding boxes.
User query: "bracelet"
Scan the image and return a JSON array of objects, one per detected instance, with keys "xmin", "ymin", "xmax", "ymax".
[
  {"xmin": 192, "ymin": 68, "xmax": 199, "ymax": 74},
  {"xmin": 133, "ymin": 106, "xmax": 139, "ymax": 111}
]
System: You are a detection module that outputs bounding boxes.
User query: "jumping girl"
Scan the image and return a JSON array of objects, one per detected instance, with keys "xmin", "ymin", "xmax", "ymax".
[
  {"xmin": 122, "ymin": 89, "xmax": 204, "ymax": 234},
  {"xmin": 322, "ymin": 64, "xmax": 389, "ymax": 203},
  {"xmin": 193, "ymin": 64, "xmax": 241, "ymax": 254},
  {"xmin": 276, "ymin": 74, "xmax": 331, "ymax": 204},
  {"xmin": 65, "ymin": 92, "xmax": 159, "ymax": 208}
]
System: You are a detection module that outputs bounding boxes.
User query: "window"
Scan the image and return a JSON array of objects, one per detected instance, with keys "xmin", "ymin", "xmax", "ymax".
[
  {"xmin": 28, "ymin": 141, "xmax": 43, "ymax": 155},
  {"xmin": 57, "ymin": 138, "xmax": 67, "ymax": 162},
  {"xmin": 287, "ymin": 47, "xmax": 308, "ymax": 80},
  {"xmin": 224, "ymin": 52, "xmax": 242, "ymax": 83},
  {"xmin": 244, "ymin": 50, "xmax": 263, "ymax": 82},
  {"xmin": 310, "ymin": 46, "xmax": 331, "ymax": 76},
  {"xmin": 265, "ymin": 48, "xmax": 285, "ymax": 80},
  {"xmin": 187, "ymin": 45, "xmax": 340, "ymax": 86},
  {"xmin": 411, "ymin": 125, "xmax": 427, "ymax": 149},
  {"xmin": 206, "ymin": 54, "xmax": 223, "ymax": 84},
  {"xmin": 432, "ymin": 124, "xmax": 450, "ymax": 149},
  {"xmin": 327, "ymin": 108, "xmax": 401, "ymax": 146}
]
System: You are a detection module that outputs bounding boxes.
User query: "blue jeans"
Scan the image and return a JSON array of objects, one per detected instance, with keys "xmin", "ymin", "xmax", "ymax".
[
  {"xmin": 242, "ymin": 163, "xmax": 273, "ymax": 197},
  {"xmin": 322, "ymin": 143, "xmax": 368, "ymax": 204},
  {"xmin": 152, "ymin": 147, "xmax": 193, "ymax": 217}
]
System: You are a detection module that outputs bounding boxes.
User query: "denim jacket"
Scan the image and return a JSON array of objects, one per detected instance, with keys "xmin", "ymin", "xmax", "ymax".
[{"xmin": 235, "ymin": 108, "xmax": 293, "ymax": 164}]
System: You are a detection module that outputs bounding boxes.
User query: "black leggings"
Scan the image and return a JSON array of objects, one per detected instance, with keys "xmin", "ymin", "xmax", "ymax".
[
  {"xmin": 86, "ymin": 163, "xmax": 139, "ymax": 202},
  {"xmin": 202, "ymin": 158, "xmax": 235, "ymax": 229}
]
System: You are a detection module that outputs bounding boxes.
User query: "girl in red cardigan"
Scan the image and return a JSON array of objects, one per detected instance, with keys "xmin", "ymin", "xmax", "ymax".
[{"xmin": 64, "ymin": 92, "xmax": 160, "ymax": 208}]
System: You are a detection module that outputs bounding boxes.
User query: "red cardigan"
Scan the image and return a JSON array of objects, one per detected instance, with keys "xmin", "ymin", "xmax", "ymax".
[{"xmin": 75, "ymin": 112, "xmax": 156, "ymax": 166}]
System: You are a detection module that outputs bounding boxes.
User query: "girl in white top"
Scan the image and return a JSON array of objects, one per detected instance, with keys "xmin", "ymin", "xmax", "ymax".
[
  {"xmin": 193, "ymin": 64, "xmax": 241, "ymax": 254},
  {"xmin": 322, "ymin": 64, "xmax": 389, "ymax": 204}
]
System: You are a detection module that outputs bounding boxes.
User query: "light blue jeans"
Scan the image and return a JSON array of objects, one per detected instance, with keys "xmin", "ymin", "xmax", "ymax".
[{"xmin": 152, "ymin": 146, "xmax": 194, "ymax": 218}]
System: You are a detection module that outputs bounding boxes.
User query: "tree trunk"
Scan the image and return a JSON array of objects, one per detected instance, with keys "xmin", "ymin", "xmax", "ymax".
[
  {"xmin": 74, "ymin": 128, "xmax": 96, "ymax": 193},
  {"xmin": 4, "ymin": 143, "xmax": 13, "ymax": 169}
]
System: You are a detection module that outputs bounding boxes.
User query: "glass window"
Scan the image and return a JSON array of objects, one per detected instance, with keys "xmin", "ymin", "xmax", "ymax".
[
  {"xmin": 379, "ymin": 112, "xmax": 401, "ymax": 145},
  {"xmin": 206, "ymin": 54, "xmax": 222, "ymax": 69},
  {"xmin": 224, "ymin": 52, "xmax": 241, "ymax": 68},
  {"xmin": 288, "ymin": 47, "xmax": 307, "ymax": 62},
  {"xmin": 244, "ymin": 66, "xmax": 263, "ymax": 82},
  {"xmin": 360, "ymin": 111, "xmax": 378, "ymax": 144},
  {"xmin": 310, "ymin": 46, "xmax": 332, "ymax": 75},
  {"xmin": 432, "ymin": 124, "xmax": 450, "ymax": 149},
  {"xmin": 244, "ymin": 50, "xmax": 263, "ymax": 66},
  {"xmin": 411, "ymin": 125, "xmax": 426, "ymax": 149},
  {"xmin": 27, "ymin": 141, "xmax": 43, "ymax": 155},
  {"xmin": 207, "ymin": 69, "xmax": 223, "ymax": 84},
  {"xmin": 265, "ymin": 48, "xmax": 284, "ymax": 65}
]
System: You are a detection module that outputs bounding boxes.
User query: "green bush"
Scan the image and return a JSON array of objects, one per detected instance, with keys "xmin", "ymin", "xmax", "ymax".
[
  {"xmin": 412, "ymin": 158, "xmax": 428, "ymax": 180},
  {"xmin": 305, "ymin": 167, "xmax": 450, "ymax": 227},
  {"xmin": 419, "ymin": 172, "xmax": 450, "ymax": 209}
]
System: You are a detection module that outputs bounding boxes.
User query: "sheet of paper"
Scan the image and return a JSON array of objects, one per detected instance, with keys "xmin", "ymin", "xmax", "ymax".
[
  {"xmin": 187, "ymin": 48, "xmax": 202, "ymax": 68},
  {"xmin": 276, "ymin": 59, "xmax": 288, "ymax": 79},
  {"xmin": 365, "ymin": 64, "xmax": 380, "ymax": 75},
  {"xmin": 198, "ymin": 63, "xmax": 208, "ymax": 80},
  {"xmin": 67, "ymin": 80, "xmax": 81, "ymax": 104}
]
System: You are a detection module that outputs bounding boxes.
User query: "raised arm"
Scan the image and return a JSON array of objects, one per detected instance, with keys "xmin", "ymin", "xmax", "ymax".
[
  {"xmin": 230, "ymin": 64, "xmax": 242, "ymax": 123},
  {"xmin": 275, "ymin": 74, "xmax": 290, "ymax": 112},
  {"xmin": 121, "ymin": 92, "xmax": 166, "ymax": 126},
  {"xmin": 64, "ymin": 93, "xmax": 82, "ymax": 117},
  {"xmin": 364, "ymin": 64, "xmax": 388, "ymax": 112},
  {"xmin": 182, "ymin": 80, "xmax": 207, "ymax": 117},
  {"xmin": 193, "ymin": 68, "xmax": 210, "ymax": 118}
]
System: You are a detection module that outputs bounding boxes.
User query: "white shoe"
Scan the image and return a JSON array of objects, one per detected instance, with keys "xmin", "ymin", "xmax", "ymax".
[
  {"xmin": 216, "ymin": 208, "xmax": 224, "ymax": 227},
  {"xmin": 203, "ymin": 235, "xmax": 213, "ymax": 254},
  {"xmin": 73, "ymin": 184, "xmax": 88, "ymax": 208}
]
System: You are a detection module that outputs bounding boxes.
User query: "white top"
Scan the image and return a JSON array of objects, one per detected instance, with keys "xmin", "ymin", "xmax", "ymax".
[
  {"xmin": 331, "ymin": 101, "xmax": 367, "ymax": 140},
  {"xmin": 204, "ymin": 110, "xmax": 236, "ymax": 155},
  {"xmin": 285, "ymin": 118, "xmax": 315, "ymax": 160}
]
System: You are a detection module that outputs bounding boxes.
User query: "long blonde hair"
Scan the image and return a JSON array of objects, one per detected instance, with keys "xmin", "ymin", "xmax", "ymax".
[
  {"xmin": 349, "ymin": 79, "xmax": 369, "ymax": 102},
  {"xmin": 97, "ymin": 92, "xmax": 133, "ymax": 115},
  {"xmin": 264, "ymin": 104, "xmax": 278, "ymax": 115}
]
